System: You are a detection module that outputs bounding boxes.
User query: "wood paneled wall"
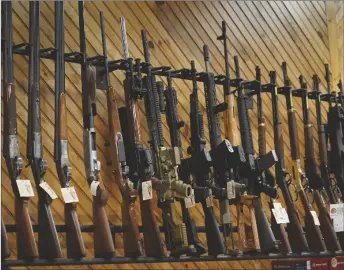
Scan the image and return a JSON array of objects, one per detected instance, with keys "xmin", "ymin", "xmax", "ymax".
[
  {"xmin": 2, "ymin": 1, "xmax": 342, "ymax": 269},
  {"xmin": 337, "ymin": 1, "xmax": 344, "ymax": 83}
]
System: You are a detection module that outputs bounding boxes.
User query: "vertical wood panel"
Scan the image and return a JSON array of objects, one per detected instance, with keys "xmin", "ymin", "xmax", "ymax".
[{"xmin": 2, "ymin": 1, "xmax": 341, "ymax": 269}]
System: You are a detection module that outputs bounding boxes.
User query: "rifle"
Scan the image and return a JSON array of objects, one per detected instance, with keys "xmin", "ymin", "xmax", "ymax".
[
  {"xmin": 325, "ymin": 64, "xmax": 344, "ymax": 199},
  {"xmin": 164, "ymin": 71, "xmax": 207, "ymax": 256},
  {"xmin": 119, "ymin": 18, "xmax": 167, "ymax": 258},
  {"xmin": 278, "ymin": 62, "xmax": 327, "ymax": 253},
  {"xmin": 2, "ymin": 1, "xmax": 38, "ymax": 260},
  {"xmin": 78, "ymin": 2, "xmax": 115, "ymax": 259},
  {"xmin": 1, "ymin": 218, "xmax": 10, "ymax": 260},
  {"xmin": 26, "ymin": 1, "xmax": 62, "ymax": 259},
  {"xmin": 202, "ymin": 44, "xmax": 246, "ymax": 254},
  {"xmin": 186, "ymin": 60, "xmax": 225, "ymax": 256},
  {"xmin": 295, "ymin": 75, "xmax": 341, "ymax": 252},
  {"xmin": 263, "ymin": 71, "xmax": 309, "ymax": 254},
  {"xmin": 97, "ymin": 12, "xmax": 144, "ymax": 259},
  {"xmin": 53, "ymin": 2, "xmax": 86, "ymax": 259},
  {"xmin": 234, "ymin": 57, "xmax": 279, "ymax": 254},
  {"xmin": 256, "ymin": 68, "xmax": 292, "ymax": 254},
  {"xmin": 313, "ymin": 75, "xmax": 342, "ymax": 204}
]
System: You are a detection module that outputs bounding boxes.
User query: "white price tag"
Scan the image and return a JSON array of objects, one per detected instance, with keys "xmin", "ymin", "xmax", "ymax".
[
  {"xmin": 330, "ymin": 203, "xmax": 344, "ymax": 218},
  {"xmin": 61, "ymin": 187, "xmax": 79, "ymax": 203},
  {"xmin": 16, "ymin": 180, "xmax": 35, "ymax": 197},
  {"xmin": 272, "ymin": 203, "xmax": 290, "ymax": 224},
  {"xmin": 142, "ymin": 180, "xmax": 153, "ymax": 201},
  {"xmin": 310, "ymin": 211, "xmax": 321, "ymax": 226},
  {"xmin": 39, "ymin": 182, "xmax": 58, "ymax": 200},
  {"xmin": 227, "ymin": 181, "xmax": 236, "ymax": 200},
  {"xmin": 333, "ymin": 216, "xmax": 344, "ymax": 232},
  {"xmin": 90, "ymin": 181, "xmax": 100, "ymax": 196},
  {"xmin": 206, "ymin": 189, "xmax": 213, "ymax": 207},
  {"xmin": 185, "ymin": 189, "xmax": 196, "ymax": 208}
]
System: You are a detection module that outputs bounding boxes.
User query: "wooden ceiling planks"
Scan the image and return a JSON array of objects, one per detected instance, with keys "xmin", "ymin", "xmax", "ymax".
[{"xmin": 2, "ymin": 1, "xmax": 341, "ymax": 269}]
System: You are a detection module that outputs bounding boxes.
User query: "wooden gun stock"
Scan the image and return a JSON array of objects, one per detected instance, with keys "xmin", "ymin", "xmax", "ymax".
[
  {"xmin": 2, "ymin": 218, "xmax": 10, "ymax": 260},
  {"xmin": 225, "ymin": 94, "xmax": 241, "ymax": 146},
  {"xmin": 236, "ymin": 195, "xmax": 260, "ymax": 253},
  {"xmin": 93, "ymin": 184, "xmax": 116, "ymax": 259},
  {"xmin": 288, "ymin": 110, "xmax": 300, "ymax": 160},
  {"xmin": 140, "ymin": 196, "xmax": 167, "ymax": 257},
  {"xmin": 258, "ymin": 118, "xmax": 266, "ymax": 156},
  {"xmin": 15, "ymin": 198, "xmax": 38, "ymax": 259},
  {"xmin": 65, "ymin": 203, "xmax": 86, "ymax": 258},
  {"xmin": 270, "ymin": 213, "xmax": 292, "ymax": 254}
]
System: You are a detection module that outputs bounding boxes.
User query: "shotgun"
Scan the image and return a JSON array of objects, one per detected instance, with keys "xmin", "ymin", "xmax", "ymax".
[
  {"xmin": 278, "ymin": 62, "xmax": 327, "ymax": 253},
  {"xmin": 53, "ymin": 1, "xmax": 86, "ymax": 259},
  {"xmin": 78, "ymin": 1, "xmax": 115, "ymax": 259},
  {"xmin": 263, "ymin": 71, "xmax": 309, "ymax": 253},
  {"xmin": 2, "ymin": 1, "xmax": 38, "ymax": 260},
  {"xmin": 119, "ymin": 18, "xmax": 167, "ymax": 258},
  {"xmin": 26, "ymin": 1, "xmax": 62, "ymax": 259}
]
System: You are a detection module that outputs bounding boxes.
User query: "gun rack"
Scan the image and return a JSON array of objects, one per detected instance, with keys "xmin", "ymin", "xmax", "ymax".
[{"xmin": 8, "ymin": 42, "xmax": 343, "ymax": 104}]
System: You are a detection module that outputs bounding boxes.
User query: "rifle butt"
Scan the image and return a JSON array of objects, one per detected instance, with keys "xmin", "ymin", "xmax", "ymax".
[
  {"xmin": 249, "ymin": 203, "xmax": 261, "ymax": 252},
  {"xmin": 121, "ymin": 199, "xmax": 145, "ymax": 257},
  {"xmin": 1, "ymin": 218, "xmax": 10, "ymax": 260},
  {"xmin": 15, "ymin": 198, "xmax": 38, "ymax": 259},
  {"xmin": 92, "ymin": 190, "xmax": 116, "ymax": 259},
  {"xmin": 313, "ymin": 191, "xmax": 342, "ymax": 252},
  {"xmin": 140, "ymin": 197, "xmax": 167, "ymax": 257},
  {"xmin": 270, "ymin": 214, "xmax": 292, "ymax": 254},
  {"xmin": 299, "ymin": 191, "xmax": 327, "ymax": 252},
  {"xmin": 253, "ymin": 198, "xmax": 279, "ymax": 253},
  {"xmin": 64, "ymin": 203, "xmax": 86, "ymax": 259},
  {"xmin": 201, "ymin": 201, "xmax": 225, "ymax": 256}
]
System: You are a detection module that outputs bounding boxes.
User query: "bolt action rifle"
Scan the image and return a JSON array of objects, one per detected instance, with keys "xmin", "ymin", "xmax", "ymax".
[
  {"xmin": 97, "ymin": 12, "xmax": 144, "ymax": 258},
  {"xmin": 2, "ymin": 1, "xmax": 38, "ymax": 260},
  {"xmin": 164, "ymin": 71, "xmax": 208, "ymax": 256},
  {"xmin": 264, "ymin": 71, "xmax": 309, "ymax": 253},
  {"xmin": 26, "ymin": 1, "xmax": 62, "ymax": 259},
  {"xmin": 325, "ymin": 64, "xmax": 344, "ymax": 199},
  {"xmin": 295, "ymin": 75, "xmax": 341, "ymax": 252},
  {"xmin": 53, "ymin": 2, "xmax": 86, "ymax": 259},
  {"xmin": 202, "ymin": 44, "xmax": 246, "ymax": 254},
  {"xmin": 278, "ymin": 62, "xmax": 327, "ymax": 253},
  {"xmin": 141, "ymin": 30, "xmax": 194, "ymax": 257},
  {"xmin": 118, "ymin": 18, "xmax": 167, "ymax": 258},
  {"xmin": 78, "ymin": 2, "xmax": 115, "ymax": 259},
  {"xmin": 234, "ymin": 57, "xmax": 279, "ymax": 254},
  {"xmin": 256, "ymin": 68, "xmax": 292, "ymax": 254}
]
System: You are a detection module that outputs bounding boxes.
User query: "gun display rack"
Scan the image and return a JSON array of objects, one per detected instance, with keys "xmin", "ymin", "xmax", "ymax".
[{"xmin": 2, "ymin": 42, "xmax": 344, "ymax": 268}]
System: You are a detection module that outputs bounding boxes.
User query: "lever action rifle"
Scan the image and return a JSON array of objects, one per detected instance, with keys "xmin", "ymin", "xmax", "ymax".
[
  {"xmin": 313, "ymin": 75, "xmax": 342, "ymax": 204},
  {"xmin": 97, "ymin": 13, "xmax": 144, "ymax": 258},
  {"xmin": 26, "ymin": 1, "xmax": 62, "ymax": 259},
  {"xmin": 164, "ymin": 71, "xmax": 207, "ymax": 256},
  {"xmin": 235, "ymin": 57, "xmax": 279, "ymax": 254},
  {"xmin": 118, "ymin": 18, "xmax": 167, "ymax": 258},
  {"xmin": 141, "ymin": 31, "xmax": 193, "ymax": 257},
  {"xmin": 325, "ymin": 64, "xmax": 344, "ymax": 199},
  {"xmin": 257, "ymin": 69, "xmax": 292, "ymax": 254},
  {"xmin": 2, "ymin": 1, "xmax": 38, "ymax": 260},
  {"xmin": 202, "ymin": 44, "xmax": 246, "ymax": 254},
  {"xmin": 279, "ymin": 62, "xmax": 327, "ymax": 253},
  {"xmin": 78, "ymin": 2, "xmax": 115, "ymax": 259},
  {"xmin": 264, "ymin": 71, "xmax": 309, "ymax": 254},
  {"xmin": 296, "ymin": 75, "xmax": 341, "ymax": 252},
  {"xmin": 53, "ymin": 2, "xmax": 86, "ymax": 259},
  {"xmin": 185, "ymin": 60, "xmax": 225, "ymax": 256}
]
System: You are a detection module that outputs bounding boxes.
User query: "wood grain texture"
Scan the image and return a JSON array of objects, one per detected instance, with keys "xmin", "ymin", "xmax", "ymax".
[{"xmin": 2, "ymin": 1, "xmax": 343, "ymax": 269}]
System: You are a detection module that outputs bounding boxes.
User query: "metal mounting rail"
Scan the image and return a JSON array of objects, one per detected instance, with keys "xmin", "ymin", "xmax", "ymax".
[{"xmin": 2, "ymin": 252, "xmax": 343, "ymax": 267}]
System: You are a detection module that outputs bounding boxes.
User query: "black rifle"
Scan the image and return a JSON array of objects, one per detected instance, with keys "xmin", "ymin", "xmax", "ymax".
[
  {"xmin": 235, "ymin": 57, "xmax": 280, "ymax": 253},
  {"xmin": 54, "ymin": 1, "xmax": 86, "ymax": 259},
  {"xmin": 279, "ymin": 62, "xmax": 327, "ymax": 253},
  {"xmin": 2, "ymin": 1, "xmax": 38, "ymax": 260},
  {"xmin": 141, "ymin": 30, "xmax": 193, "ymax": 257},
  {"xmin": 78, "ymin": 1, "xmax": 115, "ymax": 259},
  {"xmin": 184, "ymin": 60, "xmax": 225, "ymax": 256},
  {"xmin": 202, "ymin": 45, "xmax": 246, "ymax": 253},
  {"xmin": 26, "ymin": 1, "xmax": 62, "ymax": 259},
  {"xmin": 295, "ymin": 76, "xmax": 341, "ymax": 252},
  {"xmin": 263, "ymin": 71, "xmax": 309, "ymax": 253},
  {"xmin": 164, "ymin": 71, "xmax": 207, "ymax": 256}
]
